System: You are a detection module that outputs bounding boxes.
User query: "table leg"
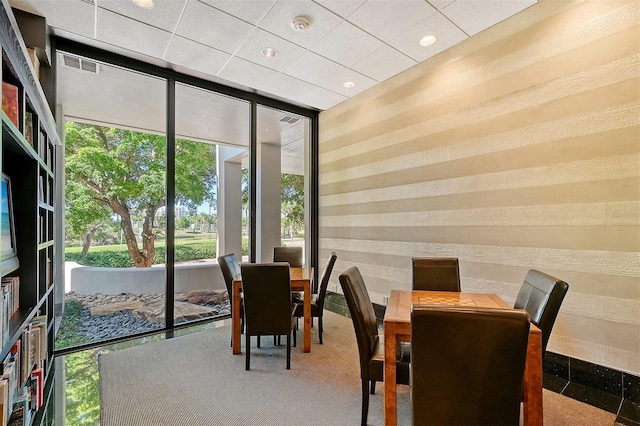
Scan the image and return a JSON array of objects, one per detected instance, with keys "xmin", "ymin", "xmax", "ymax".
[
  {"xmin": 523, "ymin": 328, "xmax": 543, "ymax": 425},
  {"xmin": 384, "ymin": 324, "xmax": 398, "ymax": 426},
  {"xmin": 303, "ymin": 281, "xmax": 311, "ymax": 353},
  {"xmin": 232, "ymin": 281, "xmax": 241, "ymax": 355}
]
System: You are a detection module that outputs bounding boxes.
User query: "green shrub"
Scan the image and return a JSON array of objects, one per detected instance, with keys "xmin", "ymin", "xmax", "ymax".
[{"xmin": 65, "ymin": 241, "xmax": 218, "ymax": 267}]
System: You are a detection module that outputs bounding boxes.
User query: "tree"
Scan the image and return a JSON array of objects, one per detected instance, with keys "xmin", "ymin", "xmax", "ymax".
[
  {"xmin": 281, "ymin": 173, "xmax": 305, "ymax": 238},
  {"xmin": 65, "ymin": 179, "xmax": 113, "ymax": 257},
  {"xmin": 240, "ymin": 170, "xmax": 305, "ymax": 238},
  {"xmin": 65, "ymin": 122, "xmax": 216, "ymax": 267}
]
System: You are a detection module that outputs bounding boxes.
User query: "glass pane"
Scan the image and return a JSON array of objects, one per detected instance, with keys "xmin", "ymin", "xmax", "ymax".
[
  {"xmin": 174, "ymin": 83, "xmax": 249, "ymax": 325},
  {"xmin": 57, "ymin": 54, "xmax": 167, "ymax": 349},
  {"xmin": 256, "ymin": 105, "xmax": 310, "ymax": 267}
]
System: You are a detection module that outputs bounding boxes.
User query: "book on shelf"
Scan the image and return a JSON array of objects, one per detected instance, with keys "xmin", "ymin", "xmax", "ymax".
[
  {"xmin": 1, "ymin": 82, "xmax": 19, "ymax": 128},
  {"xmin": 29, "ymin": 368, "xmax": 42, "ymax": 411},
  {"xmin": 0, "ymin": 379, "xmax": 8, "ymax": 426},
  {"xmin": 38, "ymin": 132, "xmax": 47, "ymax": 163},
  {"xmin": 24, "ymin": 112, "xmax": 33, "ymax": 147},
  {"xmin": 46, "ymin": 259, "xmax": 52, "ymax": 288},
  {"xmin": 0, "ymin": 276, "xmax": 19, "ymax": 349},
  {"xmin": 38, "ymin": 176, "xmax": 44, "ymax": 203},
  {"xmin": 6, "ymin": 394, "xmax": 29, "ymax": 426}
]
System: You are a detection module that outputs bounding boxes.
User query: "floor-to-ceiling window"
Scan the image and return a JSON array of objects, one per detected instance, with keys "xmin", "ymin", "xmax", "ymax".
[
  {"xmin": 57, "ymin": 54, "xmax": 167, "ymax": 349},
  {"xmin": 173, "ymin": 82, "xmax": 249, "ymax": 325},
  {"xmin": 256, "ymin": 105, "xmax": 311, "ymax": 266},
  {"xmin": 53, "ymin": 40, "xmax": 318, "ymax": 353}
]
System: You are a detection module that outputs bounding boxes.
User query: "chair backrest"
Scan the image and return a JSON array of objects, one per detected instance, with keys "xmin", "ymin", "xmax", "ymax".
[
  {"xmin": 410, "ymin": 305, "xmax": 530, "ymax": 425},
  {"xmin": 241, "ymin": 263, "xmax": 292, "ymax": 336},
  {"xmin": 316, "ymin": 252, "xmax": 337, "ymax": 311},
  {"xmin": 412, "ymin": 257, "xmax": 461, "ymax": 291},
  {"xmin": 338, "ymin": 266, "xmax": 379, "ymax": 379},
  {"xmin": 217, "ymin": 253, "xmax": 241, "ymax": 297},
  {"xmin": 514, "ymin": 269, "xmax": 569, "ymax": 353},
  {"xmin": 273, "ymin": 246, "xmax": 303, "ymax": 267}
]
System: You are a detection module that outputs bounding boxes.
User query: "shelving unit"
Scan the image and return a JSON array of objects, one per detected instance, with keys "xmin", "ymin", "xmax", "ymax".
[{"xmin": 0, "ymin": 0, "xmax": 58, "ymax": 424}]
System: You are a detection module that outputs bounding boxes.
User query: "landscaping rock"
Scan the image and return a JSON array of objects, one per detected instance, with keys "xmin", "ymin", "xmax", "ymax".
[
  {"xmin": 184, "ymin": 289, "xmax": 226, "ymax": 305},
  {"xmin": 90, "ymin": 300, "xmax": 144, "ymax": 316},
  {"xmin": 132, "ymin": 300, "xmax": 218, "ymax": 323}
]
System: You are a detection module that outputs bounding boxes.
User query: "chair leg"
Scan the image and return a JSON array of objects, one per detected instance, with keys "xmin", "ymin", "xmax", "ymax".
[
  {"xmin": 286, "ymin": 333, "xmax": 291, "ymax": 370},
  {"xmin": 361, "ymin": 379, "xmax": 369, "ymax": 426},
  {"xmin": 318, "ymin": 316, "xmax": 324, "ymax": 344},
  {"xmin": 293, "ymin": 326, "xmax": 297, "ymax": 347},
  {"xmin": 257, "ymin": 336, "xmax": 261, "ymax": 348},
  {"xmin": 245, "ymin": 333, "xmax": 251, "ymax": 370},
  {"xmin": 370, "ymin": 380, "xmax": 376, "ymax": 394}
]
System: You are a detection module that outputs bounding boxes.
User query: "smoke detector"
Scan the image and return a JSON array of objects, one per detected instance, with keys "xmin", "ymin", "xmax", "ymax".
[{"xmin": 291, "ymin": 16, "xmax": 310, "ymax": 31}]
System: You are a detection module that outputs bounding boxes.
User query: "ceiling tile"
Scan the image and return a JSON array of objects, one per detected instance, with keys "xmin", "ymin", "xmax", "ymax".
[
  {"xmin": 199, "ymin": 0, "xmax": 277, "ymax": 25},
  {"xmin": 267, "ymin": 74, "xmax": 318, "ymax": 105},
  {"xmin": 347, "ymin": 0, "xmax": 437, "ymax": 43},
  {"xmin": 258, "ymin": 0, "xmax": 342, "ymax": 49},
  {"xmin": 11, "ymin": 0, "xmax": 95, "ymax": 38},
  {"xmin": 351, "ymin": 45, "xmax": 416, "ymax": 82},
  {"xmin": 164, "ymin": 35, "xmax": 231, "ymax": 76},
  {"xmin": 283, "ymin": 51, "xmax": 345, "ymax": 86},
  {"xmin": 310, "ymin": 20, "xmax": 383, "ymax": 67},
  {"xmin": 96, "ymin": 8, "xmax": 172, "ymax": 58},
  {"xmin": 389, "ymin": 11, "xmax": 467, "ymax": 62},
  {"xmin": 235, "ymin": 28, "xmax": 306, "ymax": 72},
  {"xmin": 427, "ymin": 0, "xmax": 455, "ymax": 10},
  {"xmin": 97, "ymin": 0, "xmax": 187, "ymax": 32},
  {"xmin": 176, "ymin": 0, "xmax": 255, "ymax": 54},
  {"xmin": 217, "ymin": 56, "xmax": 280, "ymax": 92},
  {"xmin": 297, "ymin": 86, "xmax": 346, "ymax": 110},
  {"xmin": 322, "ymin": 68, "xmax": 376, "ymax": 97},
  {"xmin": 441, "ymin": 0, "xmax": 537, "ymax": 36},
  {"xmin": 313, "ymin": 0, "xmax": 365, "ymax": 18}
]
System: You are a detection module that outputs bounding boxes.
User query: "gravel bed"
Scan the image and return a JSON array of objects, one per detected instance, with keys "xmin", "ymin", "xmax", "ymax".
[{"xmin": 65, "ymin": 292, "xmax": 231, "ymax": 342}]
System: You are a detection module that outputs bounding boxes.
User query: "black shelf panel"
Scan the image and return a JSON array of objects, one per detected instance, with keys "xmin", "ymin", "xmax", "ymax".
[{"xmin": 2, "ymin": 113, "xmax": 50, "ymax": 170}]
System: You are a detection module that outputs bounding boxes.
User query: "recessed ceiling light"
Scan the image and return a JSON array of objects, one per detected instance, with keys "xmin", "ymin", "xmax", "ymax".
[
  {"xmin": 291, "ymin": 16, "xmax": 310, "ymax": 31},
  {"xmin": 419, "ymin": 35, "xmax": 437, "ymax": 47},
  {"xmin": 131, "ymin": 0, "xmax": 154, "ymax": 8},
  {"xmin": 343, "ymin": 81, "xmax": 356, "ymax": 89},
  {"xmin": 261, "ymin": 47, "xmax": 279, "ymax": 58}
]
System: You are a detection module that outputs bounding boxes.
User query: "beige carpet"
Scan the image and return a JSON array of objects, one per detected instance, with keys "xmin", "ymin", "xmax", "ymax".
[{"xmin": 99, "ymin": 311, "xmax": 616, "ymax": 425}]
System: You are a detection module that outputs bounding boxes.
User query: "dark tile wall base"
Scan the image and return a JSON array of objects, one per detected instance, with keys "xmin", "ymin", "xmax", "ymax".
[{"xmin": 324, "ymin": 291, "xmax": 640, "ymax": 424}]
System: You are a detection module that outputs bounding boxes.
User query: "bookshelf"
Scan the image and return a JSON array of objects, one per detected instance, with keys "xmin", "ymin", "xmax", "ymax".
[{"xmin": 0, "ymin": 1, "xmax": 58, "ymax": 425}]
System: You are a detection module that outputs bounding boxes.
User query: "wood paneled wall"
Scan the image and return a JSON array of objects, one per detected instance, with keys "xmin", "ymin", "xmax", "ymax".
[{"xmin": 318, "ymin": 0, "xmax": 639, "ymax": 374}]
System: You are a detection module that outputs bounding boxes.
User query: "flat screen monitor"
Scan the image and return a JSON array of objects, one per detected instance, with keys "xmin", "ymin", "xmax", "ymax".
[{"xmin": 1, "ymin": 173, "xmax": 19, "ymax": 276}]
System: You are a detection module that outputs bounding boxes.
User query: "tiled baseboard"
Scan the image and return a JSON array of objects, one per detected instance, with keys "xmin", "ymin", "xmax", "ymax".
[{"xmin": 325, "ymin": 291, "xmax": 640, "ymax": 425}]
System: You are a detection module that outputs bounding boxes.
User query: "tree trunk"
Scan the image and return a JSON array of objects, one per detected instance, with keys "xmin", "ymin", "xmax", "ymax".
[
  {"xmin": 109, "ymin": 200, "xmax": 150, "ymax": 268},
  {"xmin": 80, "ymin": 224, "xmax": 102, "ymax": 258},
  {"xmin": 140, "ymin": 207, "xmax": 157, "ymax": 267}
]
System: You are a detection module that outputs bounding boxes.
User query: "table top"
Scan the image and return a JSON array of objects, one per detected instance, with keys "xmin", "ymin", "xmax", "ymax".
[{"xmin": 384, "ymin": 290, "xmax": 513, "ymax": 324}]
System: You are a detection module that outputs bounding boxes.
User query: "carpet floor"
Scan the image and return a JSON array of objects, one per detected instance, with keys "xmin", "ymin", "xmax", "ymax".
[{"xmin": 99, "ymin": 311, "xmax": 616, "ymax": 425}]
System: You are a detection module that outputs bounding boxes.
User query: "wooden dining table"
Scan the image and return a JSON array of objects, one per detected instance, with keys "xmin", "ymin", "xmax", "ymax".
[
  {"xmin": 232, "ymin": 267, "xmax": 314, "ymax": 354},
  {"xmin": 383, "ymin": 290, "xmax": 543, "ymax": 426}
]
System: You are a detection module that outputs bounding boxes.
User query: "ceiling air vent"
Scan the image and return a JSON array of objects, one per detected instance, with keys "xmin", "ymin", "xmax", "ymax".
[
  {"xmin": 62, "ymin": 54, "xmax": 100, "ymax": 74},
  {"xmin": 279, "ymin": 115, "xmax": 300, "ymax": 125}
]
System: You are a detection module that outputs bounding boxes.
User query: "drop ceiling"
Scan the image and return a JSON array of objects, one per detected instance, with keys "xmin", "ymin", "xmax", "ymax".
[
  {"xmin": 8, "ymin": 0, "xmax": 536, "ymax": 174},
  {"xmin": 10, "ymin": 0, "xmax": 537, "ymax": 111}
]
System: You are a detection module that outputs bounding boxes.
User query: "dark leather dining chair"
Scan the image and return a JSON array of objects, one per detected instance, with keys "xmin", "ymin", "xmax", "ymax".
[
  {"xmin": 339, "ymin": 266, "xmax": 410, "ymax": 426},
  {"xmin": 241, "ymin": 263, "xmax": 297, "ymax": 370},
  {"xmin": 514, "ymin": 269, "xmax": 569, "ymax": 354},
  {"xmin": 274, "ymin": 246, "xmax": 304, "ymax": 317},
  {"xmin": 410, "ymin": 305, "xmax": 530, "ymax": 425},
  {"xmin": 411, "ymin": 257, "xmax": 461, "ymax": 291},
  {"xmin": 273, "ymin": 246, "xmax": 303, "ymax": 268},
  {"xmin": 218, "ymin": 253, "xmax": 243, "ymax": 343},
  {"xmin": 294, "ymin": 252, "xmax": 337, "ymax": 344}
]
